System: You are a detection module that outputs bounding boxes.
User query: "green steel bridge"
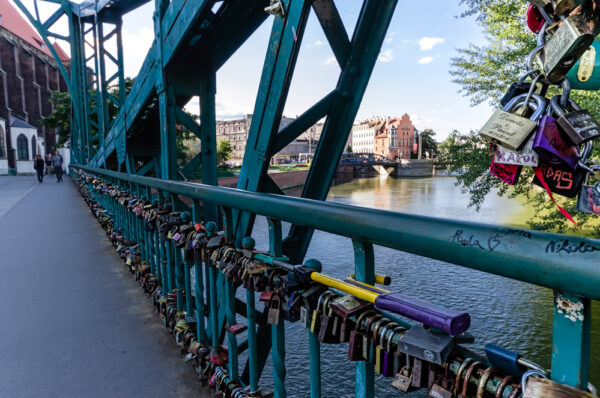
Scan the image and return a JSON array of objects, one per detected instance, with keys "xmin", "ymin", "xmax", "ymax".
[{"xmin": 8, "ymin": 0, "xmax": 600, "ymax": 396}]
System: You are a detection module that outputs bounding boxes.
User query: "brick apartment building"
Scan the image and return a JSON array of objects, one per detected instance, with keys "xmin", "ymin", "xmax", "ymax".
[{"xmin": 0, "ymin": 0, "xmax": 69, "ymax": 174}]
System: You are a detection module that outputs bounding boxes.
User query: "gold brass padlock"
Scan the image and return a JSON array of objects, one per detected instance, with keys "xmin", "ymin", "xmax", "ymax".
[
  {"xmin": 479, "ymin": 93, "xmax": 546, "ymax": 151},
  {"xmin": 540, "ymin": 14, "xmax": 594, "ymax": 83}
]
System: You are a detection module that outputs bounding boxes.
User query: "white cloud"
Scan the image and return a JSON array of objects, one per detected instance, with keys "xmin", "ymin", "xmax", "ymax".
[
  {"xmin": 418, "ymin": 37, "xmax": 445, "ymax": 51},
  {"xmin": 385, "ymin": 31, "xmax": 395, "ymax": 44},
  {"xmin": 378, "ymin": 49, "xmax": 393, "ymax": 63},
  {"xmin": 312, "ymin": 40, "xmax": 325, "ymax": 47},
  {"xmin": 418, "ymin": 56, "xmax": 434, "ymax": 64},
  {"xmin": 324, "ymin": 56, "xmax": 337, "ymax": 65}
]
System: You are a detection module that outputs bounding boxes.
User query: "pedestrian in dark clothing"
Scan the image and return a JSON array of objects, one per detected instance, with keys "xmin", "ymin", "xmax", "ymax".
[
  {"xmin": 53, "ymin": 150, "xmax": 64, "ymax": 182},
  {"xmin": 33, "ymin": 154, "xmax": 45, "ymax": 183},
  {"xmin": 45, "ymin": 153, "xmax": 53, "ymax": 175}
]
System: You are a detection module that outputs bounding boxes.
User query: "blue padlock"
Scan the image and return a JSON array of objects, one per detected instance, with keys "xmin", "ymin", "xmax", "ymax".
[{"xmin": 484, "ymin": 343, "xmax": 547, "ymax": 377}]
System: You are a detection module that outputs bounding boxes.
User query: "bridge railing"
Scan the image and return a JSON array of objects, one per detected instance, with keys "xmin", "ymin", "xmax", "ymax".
[{"xmin": 72, "ymin": 164, "xmax": 600, "ymax": 395}]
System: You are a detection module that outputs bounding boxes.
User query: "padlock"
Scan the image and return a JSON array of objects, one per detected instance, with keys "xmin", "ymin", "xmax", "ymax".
[
  {"xmin": 477, "ymin": 366, "xmax": 499, "ymax": 398},
  {"xmin": 383, "ymin": 325, "xmax": 405, "ymax": 377},
  {"xmin": 363, "ymin": 313, "xmax": 382, "ymax": 362},
  {"xmin": 567, "ymin": 40, "xmax": 600, "ymax": 89},
  {"xmin": 494, "ymin": 135, "xmax": 539, "ymax": 167},
  {"xmin": 522, "ymin": 371, "xmax": 593, "ymax": 397},
  {"xmin": 539, "ymin": 14, "xmax": 593, "ymax": 83},
  {"xmin": 551, "ymin": 0, "xmax": 584, "ymax": 17},
  {"xmin": 411, "ymin": 358, "xmax": 427, "ymax": 389},
  {"xmin": 554, "ymin": 98, "xmax": 600, "ymax": 146},
  {"xmin": 577, "ymin": 181, "xmax": 600, "ymax": 214},
  {"xmin": 527, "ymin": 4, "xmax": 547, "ymax": 34},
  {"xmin": 533, "ymin": 96, "xmax": 580, "ymax": 170},
  {"xmin": 375, "ymin": 322, "xmax": 397, "ymax": 375},
  {"xmin": 371, "ymin": 317, "xmax": 390, "ymax": 364},
  {"xmin": 480, "ymin": 93, "xmax": 546, "ymax": 151},
  {"xmin": 533, "ymin": 141, "xmax": 594, "ymax": 198},
  {"xmin": 348, "ymin": 310, "xmax": 375, "ymax": 361},
  {"xmin": 458, "ymin": 361, "xmax": 485, "ymax": 398},
  {"xmin": 317, "ymin": 295, "xmax": 340, "ymax": 344},
  {"xmin": 429, "ymin": 384, "xmax": 454, "ymax": 398},
  {"xmin": 490, "ymin": 156, "xmax": 522, "ymax": 185},
  {"xmin": 391, "ymin": 365, "xmax": 414, "ymax": 393},
  {"xmin": 267, "ymin": 294, "xmax": 281, "ymax": 325},
  {"xmin": 310, "ymin": 291, "xmax": 333, "ymax": 335}
]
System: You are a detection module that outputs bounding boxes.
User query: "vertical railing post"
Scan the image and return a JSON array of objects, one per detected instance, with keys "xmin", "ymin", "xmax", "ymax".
[
  {"xmin": 305, "ymin": 258, "xmax": 323, "ymax": 398},
  {"xmin": 551, "ymin": 291, "xmax": 591, "ymax": 389},
  {"xmin": 192, "ymin": 200, "xmax": 207, "ymax": 344},
  {"xmin": 268, "ymin": 218, "xmax": 286, "ymax": 397},
  {"xmin": 353, "ymin": 239, "xmax": 375, "ymax": 398}
]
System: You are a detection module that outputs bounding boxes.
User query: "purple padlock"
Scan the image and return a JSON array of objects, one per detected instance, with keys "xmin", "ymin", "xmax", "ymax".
[{"xmin": 533, "ymin": 107, "xmax": 579, "ymax": 170}]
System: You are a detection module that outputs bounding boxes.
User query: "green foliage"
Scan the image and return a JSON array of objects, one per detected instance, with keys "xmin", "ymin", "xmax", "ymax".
[
  {"xmin": 420, "ymin": 129, "xmax": 439, "ymax": 157},
  {"xmin": 39, "ymin": 91, "xmax": 71, "ymax": 149},
  {"xmin": 217, "ymin": 140, "xmax": 233, "ymax": 165},
  {"xmin": 448, "ymin": 1, "xmax": 600, "ymax": 237}
]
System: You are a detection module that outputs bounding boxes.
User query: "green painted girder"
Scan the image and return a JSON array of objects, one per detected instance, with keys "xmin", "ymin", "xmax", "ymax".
[
  {"xmin": 234, "ymin": 0, "xmax": 312, "ymax": 240},
  {"xmin": 90, "ymin": 1, "xmax": 269, "ymax": 170},
  {"xmin": 283, "ymin": 0, "xmax": 399, "ymax": 264}
]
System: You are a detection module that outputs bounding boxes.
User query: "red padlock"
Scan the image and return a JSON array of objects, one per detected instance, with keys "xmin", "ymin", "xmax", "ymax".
[{"xmin": 526, "ymin": 4, "xmax": 545, "ymax": 33}]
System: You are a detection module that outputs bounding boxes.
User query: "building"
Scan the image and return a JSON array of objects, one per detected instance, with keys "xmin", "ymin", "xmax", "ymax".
[
  {"xmin": 352, "ymin": 114, "xmax": 416, "ymax": 160},
  {"xmin": 0, "ymin": 0, "xmax": 70, "ymax": 174},
  {"xmin": 213, "ymin": 115, "xmax": 316, "ymax": 166}
]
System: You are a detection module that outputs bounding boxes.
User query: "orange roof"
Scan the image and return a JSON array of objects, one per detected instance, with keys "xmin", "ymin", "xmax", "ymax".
[
  {"xmin": 0, "ymin": 0, "xmax": 69, "ymax": 62},
  {"xmin": 52, "ymin": 41, "xmax": 70, "ymax": 64}
]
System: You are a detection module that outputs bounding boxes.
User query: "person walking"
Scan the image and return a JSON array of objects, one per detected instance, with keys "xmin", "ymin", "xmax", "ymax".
[
  {"xmin": 33, "ymin": 154, "xmax": 45, "ymax": 183},
  {"xmin": 53, "ymin": 150, "xmax": 64, "ymax": 182},
  {"xmin": 45, "ymin": 153, "xmax": 53, "ymax": 175}
]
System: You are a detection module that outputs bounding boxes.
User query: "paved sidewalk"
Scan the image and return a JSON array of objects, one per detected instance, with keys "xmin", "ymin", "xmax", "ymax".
[
  {"xmin": 0, "ymin": 176, "xmax": 36, "ymax": 220},
  {"xmin": 0, "ymin": 176, "xmax": 209, "ymax": 397}
]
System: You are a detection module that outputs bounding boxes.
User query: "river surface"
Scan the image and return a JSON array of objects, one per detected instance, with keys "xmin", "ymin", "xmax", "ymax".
[{"xmin": 240, "ymin": 176, "xmax": 599, "ymax": 397}]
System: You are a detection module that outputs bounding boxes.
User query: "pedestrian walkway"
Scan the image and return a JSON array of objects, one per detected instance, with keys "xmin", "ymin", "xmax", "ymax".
[{"xmin": 0, "ymin": 176, "xmax": 209, "ymax": 397}]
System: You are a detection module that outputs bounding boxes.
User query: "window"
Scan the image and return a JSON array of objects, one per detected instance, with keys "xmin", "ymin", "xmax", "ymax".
[
  {"xmin": 17, "ymin": 134, "xmax": 29, "ymax": 160},
  {"xmin": 31, "ymin": 136, "xmax": 36, "ymax": 158}
]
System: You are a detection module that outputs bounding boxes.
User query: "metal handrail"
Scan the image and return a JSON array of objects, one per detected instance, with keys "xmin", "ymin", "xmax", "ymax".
[{"xmin": 72, "ymin": 164, "xmax": 600, "ymax": 301}]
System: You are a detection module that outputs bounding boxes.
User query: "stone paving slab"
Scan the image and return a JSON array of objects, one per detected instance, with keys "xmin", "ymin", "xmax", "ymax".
[{"xmin": 0, "ymin": 176, "xmax": 210, "ymax": 397}]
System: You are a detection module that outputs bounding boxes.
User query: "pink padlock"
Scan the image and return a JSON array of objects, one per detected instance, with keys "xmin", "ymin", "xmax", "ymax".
[
  {"xmin": 490, "ymin": 155, "xmax": 521, "ymax": 185},
  {"xmin": 526, "ymin": 4, "xmax": 545, "ymax": 33}
]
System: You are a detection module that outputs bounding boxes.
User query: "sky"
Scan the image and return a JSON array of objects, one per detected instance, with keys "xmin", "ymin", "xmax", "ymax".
[{"xmin": 17, "ymin": 0, "xmax": 494, "ymax": 141}]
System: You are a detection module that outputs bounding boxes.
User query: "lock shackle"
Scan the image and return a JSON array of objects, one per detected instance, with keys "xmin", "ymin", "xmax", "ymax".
[
  {"xmin": 579, "ymin": 141, "xmax": 595, "ymax": 172},
  {"xmin": 536, "ymin": 21, "xmax": 549, "ymax": 46},
  {"xmin": 355, "ymin": 310, "xmax": 376, "ymax": 333},
  {"xmin": 527, "ymin": 44, "xmax": 546, "ymax": 71},
  {"xmin": 380, "ymin": 322, "xmax": 399, "ymax": 346},
  {"xmin": 521, "ymin": 369, "xmax": 548, "ymax": 394},
  {"xmin": 504, "ymin": 93, "xmax": 547, "ymax": 121},
  {"xmin": 559, "ymin": 78, "xmax": 572, "ymax": 108},
  {"xmin": 316, "ymin": 291, "xmax": 333, "ymax": 312},
  {"xmin": 523, "ymin": 73, "xmax": 542, "ymax": 107},
  {"xmin": 385, "ymin": 324, "xmax": 404, "ymax": 352},
  {"xmin": 372, "ymin": 318, "xmax": 390, "ymax": 344}
]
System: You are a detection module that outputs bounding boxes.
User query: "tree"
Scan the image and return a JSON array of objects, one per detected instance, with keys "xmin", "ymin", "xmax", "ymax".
[
  {"xmin": 217, "ymin": 140, "xmax": 233, "ymax": 165},
  {"xmin": 40, "ymin": 91, "xmax": 71, "ymax": 149},
  {"xmin": 420, "ymin": 129, "xmax": 439, "ymax": 158},
  {"xmin": 449, "ymin": 1, "xmax": 600, "ymax": 237}
]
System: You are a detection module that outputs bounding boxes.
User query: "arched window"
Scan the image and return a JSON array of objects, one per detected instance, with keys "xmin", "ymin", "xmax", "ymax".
[
  {"xmin": 17, "ymin": 134, "xmax": 29, "ymax": 160},
  {"xmin": 31, "ymin": 136, "xmax": 36, "ymax": 158}
]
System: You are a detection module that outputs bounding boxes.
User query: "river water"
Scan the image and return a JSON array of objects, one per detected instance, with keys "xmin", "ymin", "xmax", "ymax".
[{"xmin": 245, "ymin": 176, "xmax": 599, "ymax": 396}]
